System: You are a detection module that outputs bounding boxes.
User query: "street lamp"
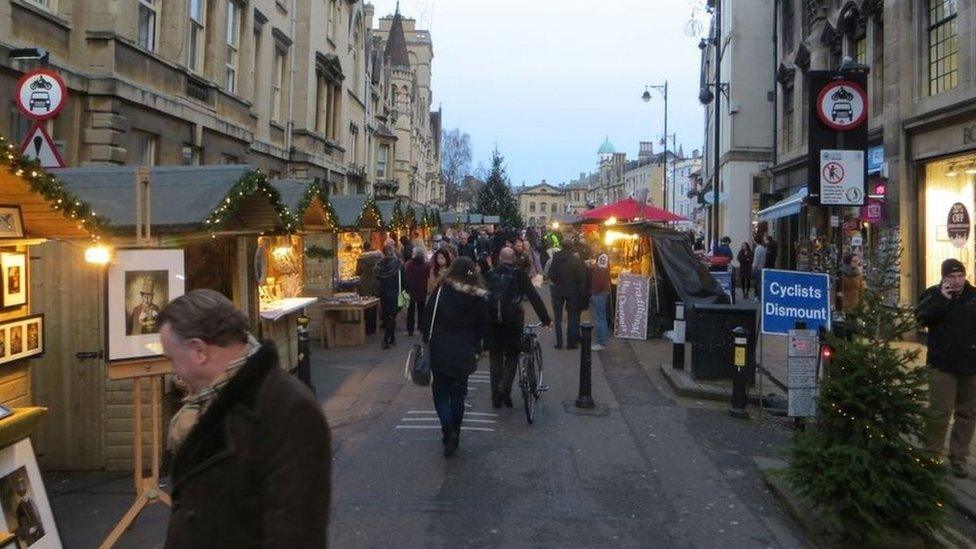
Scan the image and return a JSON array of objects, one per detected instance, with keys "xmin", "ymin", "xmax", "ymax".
[{"xmin": 642, "ymin": 81, "xmax": 669, "ymax": 213}]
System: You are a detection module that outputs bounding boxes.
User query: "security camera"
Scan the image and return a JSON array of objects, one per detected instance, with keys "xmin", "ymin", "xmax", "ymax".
[{"xmin": 699, "ymin": 87, "xmax": 714, "ymax": 105}]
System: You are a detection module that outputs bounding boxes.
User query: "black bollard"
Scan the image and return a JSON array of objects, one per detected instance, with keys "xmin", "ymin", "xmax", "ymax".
[
  {"xmin": 575, "ymin": 323, "xmax": 595, "ymax": 409},
  {"xmin": 728, "ymin": 325, "xmax": 749, "ymax": 418},
  {"xmin": 672, "ymin": 301, "xmax": 686, "ymax": 370},
  {"xmin": 297, "ymin": 314, "xmax": 314, "ymax": 393}
]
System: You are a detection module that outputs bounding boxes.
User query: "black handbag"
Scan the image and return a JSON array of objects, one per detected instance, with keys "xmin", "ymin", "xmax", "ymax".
[{"xmin": 405, "ymin": 287, "xmax": 441, "ymax": 386}]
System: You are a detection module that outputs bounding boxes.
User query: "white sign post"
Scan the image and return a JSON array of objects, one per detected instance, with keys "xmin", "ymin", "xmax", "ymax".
[{"xmin": 819, "ymin": 149, "xmax": 864, "ymax": 206}]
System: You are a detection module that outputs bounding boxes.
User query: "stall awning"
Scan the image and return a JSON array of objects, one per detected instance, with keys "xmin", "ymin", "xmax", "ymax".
[{"xmin": 756, "ymin": 188, "xmax": 808, "ymax": 222}]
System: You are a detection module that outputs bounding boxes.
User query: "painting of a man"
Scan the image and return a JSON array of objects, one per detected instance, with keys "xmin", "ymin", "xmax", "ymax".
[
  {"xmin": 0, "ymin": 468, "xmax": 44, "ymax": 546},
  {"xmin": 26, "ymin": 324, "xmax": 37, "ymax": 352},
  {"xmin": 125, "ymin": 272, "xmax": 168, "ymax": 336}
]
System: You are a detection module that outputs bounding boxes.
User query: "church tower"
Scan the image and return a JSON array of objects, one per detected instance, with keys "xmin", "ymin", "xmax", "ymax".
[{"xmin": 385, "ymin": 3, "xmax": 415, "ymax": 199}]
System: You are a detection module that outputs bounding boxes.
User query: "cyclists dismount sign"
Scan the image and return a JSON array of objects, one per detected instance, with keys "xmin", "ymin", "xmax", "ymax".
[
  {"xmin": 15, "ymin": 69, "xmax": 67, "ymax": 121},
  {"xmin": 815, "ymin": 80, "xmax": 868, "ymax": 131}
]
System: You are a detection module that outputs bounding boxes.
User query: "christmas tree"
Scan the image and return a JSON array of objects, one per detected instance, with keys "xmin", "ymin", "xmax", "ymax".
[
  {"xmin": 475, "ymin": 148, "xmax": 523, "ymax": 227},
  {"xmin": 788, "ymin": 250, "xmax": 949, "ymax": 541}
]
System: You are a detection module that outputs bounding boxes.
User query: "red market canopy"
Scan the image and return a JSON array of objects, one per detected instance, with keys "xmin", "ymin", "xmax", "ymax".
[{"xmin": 579, "ymin": 198, "xmax": 685, "ymax": 223}]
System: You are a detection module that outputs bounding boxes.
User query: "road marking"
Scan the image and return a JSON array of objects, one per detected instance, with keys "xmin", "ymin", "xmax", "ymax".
[
  {"xmin": 400, "ymin": 417, "xmax": 496, "ymax": 424},
  {"xmin": 394, "ymin": 425, "xmax": 495, "ymax": 432},
  {"xmin": 460, "ymin": 427, "xmax": 494, "ymax": 432},
  {"xmin": 405, "ymin": 411, "xmax": 498, "ymax": 417}
]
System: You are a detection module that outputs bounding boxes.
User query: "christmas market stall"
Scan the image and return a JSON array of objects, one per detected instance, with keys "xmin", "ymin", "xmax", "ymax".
[{"xmin": 330, "ymin": 195, "xmax": 385, "ymax": 291}]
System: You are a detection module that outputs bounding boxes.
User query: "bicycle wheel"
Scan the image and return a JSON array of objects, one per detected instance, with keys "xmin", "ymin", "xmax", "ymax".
[{"xmin": 521, "ymin": 356, "xmax": 535, "ymax": 424}]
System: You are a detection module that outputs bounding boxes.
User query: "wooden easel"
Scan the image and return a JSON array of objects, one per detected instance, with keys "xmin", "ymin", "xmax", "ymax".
[{"xmin": 99, "ymin": 357, "xmax": 172, "ymax": 549}]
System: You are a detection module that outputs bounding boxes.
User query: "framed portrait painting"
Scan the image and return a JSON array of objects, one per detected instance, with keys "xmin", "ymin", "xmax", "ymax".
[
  {"xmin": 0, "ymin": 439, "xmax": 61, "ymax": 548},
  {"xmin": 106, "ymin": 249, "xmax": 185, "ymax": 362},
  {"xmin": 0, "ymin": 254, "xmax": 26, "ymax": 309},
  {"xmin": 0, "ymin": 207, "xmax": 24, "ymax": 240}
]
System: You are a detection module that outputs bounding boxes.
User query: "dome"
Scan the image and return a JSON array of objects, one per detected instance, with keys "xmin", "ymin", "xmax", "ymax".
[{"xmin": 597, "ymin": 137, "xmax": 616, "ymax": 155}]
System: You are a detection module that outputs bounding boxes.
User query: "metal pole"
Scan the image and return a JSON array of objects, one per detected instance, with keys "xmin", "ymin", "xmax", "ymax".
[
  {"xmin": 672, "ymin": 301, "xmax": 686, "ymax": 370},
  {"xmin": 663, "ymin": 80, "xmax": 668, "ymax": 213},
  {"xmin": 575, "ymin": 323, "xmax": 595, "ymax": 408},
  {"xmin": 296, "ymin": 314, "xmax": 313, "ymax": 392},
  {"xmin": 711, "ymin": 0, "xmax": 722, "ymax": 247}
]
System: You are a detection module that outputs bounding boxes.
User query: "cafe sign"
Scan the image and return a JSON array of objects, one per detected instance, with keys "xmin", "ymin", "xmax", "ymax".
[{"xmin": 948, "ymin": 202, "xmax": 971, "ymax": 249}]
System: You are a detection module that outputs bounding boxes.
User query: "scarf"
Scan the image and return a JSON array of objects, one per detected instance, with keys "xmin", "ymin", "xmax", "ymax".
[{"xmin": 167, "ymin": 335, "xmax": 261, "ymax": 451}]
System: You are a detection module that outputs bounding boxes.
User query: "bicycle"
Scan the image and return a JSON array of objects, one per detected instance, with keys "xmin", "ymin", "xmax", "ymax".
[{"xmin": 517, "ymin": 322, "xmax": 548, "ymax": 424}]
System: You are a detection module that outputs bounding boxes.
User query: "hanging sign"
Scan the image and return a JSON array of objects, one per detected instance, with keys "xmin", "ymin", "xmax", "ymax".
[
  {"xmin": 860, "ymin": 198, "xmax": 884, "ymax": 223},
  {"xmin": 14, "ymin": 69, "xmax": 67, "ymax": 121},
  {"xmin": 819, "ymin": 150, "xmax": 865, "ymax": 206},
  {"xmin": 815, "ymin": 80, "xmax": 868, "ymax": 131},
  {"xmin": 18, "ymin": 123, "xmax": 65, "ymax": 168},
  {"xmin": 948, "ymin": 202, "xmax": 971, "ymax": 249},
  {"xmin": 614, "ymin": 273, "xmax": 650, "ymax": 340}
]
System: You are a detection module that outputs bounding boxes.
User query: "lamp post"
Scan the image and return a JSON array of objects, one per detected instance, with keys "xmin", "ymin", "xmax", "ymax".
[{"xmin": 643, "ymin": 81, "xmax": 668, "ymax": 211}]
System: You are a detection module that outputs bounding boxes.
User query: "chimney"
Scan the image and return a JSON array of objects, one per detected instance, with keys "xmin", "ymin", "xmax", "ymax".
[{"xmin": 638, "ymin": 142, "xmax": 654, "ymax": 159}]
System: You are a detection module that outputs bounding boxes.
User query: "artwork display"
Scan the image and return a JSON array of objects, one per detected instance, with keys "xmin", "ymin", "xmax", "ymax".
[
  {"xmin": 0, "ymin": 207, "xmax": 24, "ymax": 239},
  {"xmin": 0, "ymin": 254, "xmax": 26, "ymax": 309},
  {"xmin": 0, "ymin": 439, "xmax": 60, "ymax": 548},
  {"xmin": 107, "ymin": 249, "xmax": 184, "ymax": 362},
  {"xmin": 0, "ymin": 316, "xmax": 43, "ymax": 367}
]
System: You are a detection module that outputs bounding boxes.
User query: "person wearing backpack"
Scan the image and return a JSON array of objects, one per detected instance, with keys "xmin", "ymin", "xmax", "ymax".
[{"xmin": 485, "ymin": 247, "xmax": 551, "ymax": 408}]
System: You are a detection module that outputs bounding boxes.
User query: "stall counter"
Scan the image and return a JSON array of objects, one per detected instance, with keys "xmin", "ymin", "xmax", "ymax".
[{"xmin": 259, "ymin": 297, "xmax": 319, "ymax": 372}]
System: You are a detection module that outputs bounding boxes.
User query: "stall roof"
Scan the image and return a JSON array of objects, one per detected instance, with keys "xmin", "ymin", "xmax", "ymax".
[
  {"xmin": 270, "ymin": 179, "xmax": 335, "ymax": 231},
  {"xmin": 440, "ymin": 211, "xmax": 462, "ymax": 225},
  {"xmin": 330, "ymin": 194, "xmax": 383, "ymax": 229},
  {"xmin": 483, "ymin": 215, "xmax": 500, "ymax": 224},
  {"xmin": 757, "ymin": 188, "xmax": 808, "ymax": 222},
  {"xmin": 53, "ymin": 165, "xmax": 292, "ymax": 234},
  {"xmin": 376, "ymin": 199, "xmax": 395, "ymax": 226}
]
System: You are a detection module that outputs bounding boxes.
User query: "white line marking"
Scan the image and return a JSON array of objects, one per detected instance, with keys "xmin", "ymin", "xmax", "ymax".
[
  {"xmin": 460, "ymin": 427, "xmax": 494, "ymax": 432},
  {"xmin": 401, "ymin": 417, "xmax": 440, "ymax": 421},
  {"xmin": 461, "ymin": 419, "xmax": 496, "ymax": 424},
  {"xmin": 405, "ymin": 410, "xmax": 498, "ymax": 417},
  {"xmin": 395, "ymin": 425, "xmax": 441, "ymax": 429},
  {"xmin": 406, "ymin": 410, "xmax": 438, "ymax": 414},
  {"xmin": 465, "ymin": 412, "xmax": 498, "ymax": 417}
]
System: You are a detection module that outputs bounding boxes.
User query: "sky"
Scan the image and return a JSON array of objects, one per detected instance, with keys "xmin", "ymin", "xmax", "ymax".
[{"xmin": 368, "ymin": 0, "xmax": 710, "ymax": 187}]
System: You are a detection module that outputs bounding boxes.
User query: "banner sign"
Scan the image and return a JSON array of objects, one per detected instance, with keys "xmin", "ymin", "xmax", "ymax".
[{"xmin": 614, "ymin": 273, "xmax": 650, "ymax": 340}]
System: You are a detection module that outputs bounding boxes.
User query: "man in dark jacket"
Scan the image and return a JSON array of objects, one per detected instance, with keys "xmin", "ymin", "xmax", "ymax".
[
  {"xmin": 485, "ymin": 247, "xmax": 551, "ymax": 408},
  {"xmin": 457, "ymin": 232, "xmax": 477, "ymax": 262},
  {"xmin": 375, "ymin": 240, "xmax": 404, "ymax": 349},
  {"xmin": 161, "ymin": 290, "xmax": 330, "ymax": 548},
  {"xmin": 917, "ymin": 258, "xmax": 976, "ymax": 478},
  {"xmin": 548, "ymin": 243, "xmax": 588, "ymax": 349}
]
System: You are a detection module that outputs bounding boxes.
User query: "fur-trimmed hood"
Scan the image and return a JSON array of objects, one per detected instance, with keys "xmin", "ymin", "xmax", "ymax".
[{"xmin": 443, "ymin": 278, "xmax": 488, "ymax": 298}]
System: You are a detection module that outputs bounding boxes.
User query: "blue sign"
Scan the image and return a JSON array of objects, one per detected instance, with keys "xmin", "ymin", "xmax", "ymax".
[
  {"xmin": 867, "ymin": 145, "xmax": 884, "ymax": 175},
  {"xmin": 761, "ymin": 269, "xmax": 831, "ymax": 335},
  {"xmin": 712, "ymin": 271, "xmax": 734, "ymax": 299}
]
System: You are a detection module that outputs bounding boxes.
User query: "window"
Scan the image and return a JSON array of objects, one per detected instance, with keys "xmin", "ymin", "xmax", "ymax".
[
  {"xmin": 271, "ymin": 47, "xmax": 286, "ymax": 122},
  {"xmin": 26, "ymin": 0, "xmax": 53, "ymax": 11},
  {"xmin": 226, "ymin": 1, "xmax": 241, "ymax": 93},
  {"xmin": 782, "ymin": 0, "xmax": 795, "ymax": 51},
  {"xmin": 131, "ymin": 131, "xmax": 158, "ymax": 166},
  {"xmin": 540, "ymin": 202, "xmax": 548, "ymax": 213},
  {"xmin": 138, "ymin": 0, "xmax": 158, "ymax": 51},
  {"xmin": 854, "ymin": 36, "xmax": 867, "ymax": 64},
  {"xmin": 551, "ymin": 202, "xmax": 558, "ymax": 213},
  {"xmin": 927, "ymin": 0, "xmax": 958, "ymax": 95},
  {"xmin": 188, "ymin": 0, "xmax": 207, "ymax": 73},
  {"xmin": 376, "ymin": 144, "xmax": 389, "ymax": 178},
  {"xmin": 783, "ymin": 84, "xmax": 795, "ymax": 151},
  {"xmin": 529, "ymin": 217, "xmax": 536, "ymax": 226},
  {"xmin": 529, "ymin": 202, "xmax": 536, "ymax": 213},
  {"xmin": 327, "ymin": 0, "xmax": 337, "ymax": 41},
  {"xmin": 220, "ymin": 153, "xmax": 239, "ymax": 164},
  {"xmin": 181, "ymin": 144, "xmax": 201, "ymax": 165},
  {"xmin": 873, "ymin": 19, "xmax": 884, "ymax": 114},
  {"xmin": 350, "ymin": 124, "xmax": 360, "ymax": 164},
  {"xmin": 315, "ymin": 73, "xmax": 327, "ymax": 133},
  {"xmin": 351, "ymin": 24, "xmax": 361, "ymax": 95},
  {"xmin": 8, "ymin": 112, "xmax": 30, "ymax": 145}
]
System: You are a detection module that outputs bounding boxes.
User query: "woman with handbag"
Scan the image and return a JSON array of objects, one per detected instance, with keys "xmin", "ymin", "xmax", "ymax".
[
  {"xmin": 421, "ymin": 257, "xmax": 488, "ymax": 457},
  {"xmin": 374, "ymin": 240, "xmax": 404, "ymax": 350}
]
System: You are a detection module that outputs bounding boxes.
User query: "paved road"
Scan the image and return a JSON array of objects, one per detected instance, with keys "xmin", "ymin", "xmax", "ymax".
[{"xmin": 324, "ymin": 316, "xmax": 809, "ymax": 548}]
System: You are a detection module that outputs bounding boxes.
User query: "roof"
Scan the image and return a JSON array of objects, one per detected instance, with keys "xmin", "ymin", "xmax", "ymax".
[
  {"xmin": 53, "ymin": 165, "xmax": 291, "ymax": 233},
  {"xmin": 330, "ymin": 194, "xmax": 383, "ymax": 229},
  {"xmin": 384, "ymin": 9, "xmax": 411, "ymax": 68},
  {"xmin": 270, "ymin": 179, "xmax": 335, "ymax": 230},
  {"xmin": 598, "ymin": 137, "xmax": 616, "ymax": 155}
]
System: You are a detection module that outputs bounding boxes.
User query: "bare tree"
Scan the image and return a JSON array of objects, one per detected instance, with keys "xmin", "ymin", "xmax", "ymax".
[{"xmin": 440, "ymin": 129, "xmax": 472, "ymax": 209}]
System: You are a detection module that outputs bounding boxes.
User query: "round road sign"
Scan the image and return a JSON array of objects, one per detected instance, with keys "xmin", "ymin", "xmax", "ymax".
[
  {"xmin": 15, "ymin": 69, "xmax": 67, "ymax": 121},
  {"xmin": 816, "ymin": 80, "xmax": 867, "ymax": 131}
]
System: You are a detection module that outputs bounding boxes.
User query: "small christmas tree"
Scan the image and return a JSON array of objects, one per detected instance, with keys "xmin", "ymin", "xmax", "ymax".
[
  {"xmin": 788, "ymin": 249, "xmax": 949, "ymax": 541},
  {"xmin": 476, "ymin": 148, "xmax": 523, "ymax": 227}
]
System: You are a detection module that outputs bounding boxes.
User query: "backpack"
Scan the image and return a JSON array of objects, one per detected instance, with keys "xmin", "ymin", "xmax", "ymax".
[{"xmin": 486, "ymin": 267, "xmax": 523, "ymax": 324}]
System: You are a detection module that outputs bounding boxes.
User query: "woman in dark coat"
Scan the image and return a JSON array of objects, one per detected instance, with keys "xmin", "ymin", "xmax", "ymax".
[
  {"xmin": 374, "ymin": 240, "xmax": 404, "ymax": 349},
  {"xmin": 737, "ymin": 242, "xmax": 754, "ymax": 298},
  {"xmin": 404, "ymin": 247, "xmax": 430, "ymax": 336},
  {"xmin": 421, "ymin": 257, "xmax": 488, "ymax": 457}
]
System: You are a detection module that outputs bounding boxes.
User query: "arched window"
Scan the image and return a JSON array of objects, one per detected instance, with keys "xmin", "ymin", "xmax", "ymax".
[{"xmin": 529, "ymin": 202, "xmax": 536, "ymax": 212}]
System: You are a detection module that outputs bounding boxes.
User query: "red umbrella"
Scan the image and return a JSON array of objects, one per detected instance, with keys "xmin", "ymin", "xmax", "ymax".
[{"xmin": 579, "ymin": 198, "xmax": 685, "ymax": 222}]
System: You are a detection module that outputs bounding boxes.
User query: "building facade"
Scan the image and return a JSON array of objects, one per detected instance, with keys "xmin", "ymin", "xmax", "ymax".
[
  {"xmin": 517, "ymin": 181, "xmax": 566, "ymax": 228},
  {"xmin": 0, "ymin": 0, "xmax": 439, "ymax": 202}
]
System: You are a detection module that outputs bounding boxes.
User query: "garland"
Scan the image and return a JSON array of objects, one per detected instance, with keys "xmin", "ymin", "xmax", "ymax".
[
  {"xmin": 355, "ymin": 193, "xmax": 384, "ymax": 230},
  {"xmin": 0, "ymin": 134, "xmax": 109, "ymax": 240},
  {"xmin": 390, "ymin": 198, "xmax": 405, "ymax": 230},
  {"xmin": 294, "ymin": 180, "xmax": 338, "ymax": 230},
  {"xmin": 204, "ymin": 170, "xmax": 294, "ymax": 233},
  {"xmin": 404, "ymin": 204, "xmax": 416, "ymax": 229}
]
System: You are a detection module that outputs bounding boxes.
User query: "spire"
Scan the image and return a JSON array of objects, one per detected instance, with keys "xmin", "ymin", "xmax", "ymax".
[{"xmin": 384, "ymin": 5, "xmax": 411, "ymax": 69}]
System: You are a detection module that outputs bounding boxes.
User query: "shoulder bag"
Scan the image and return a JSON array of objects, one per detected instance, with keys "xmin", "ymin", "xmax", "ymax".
[
  {"xmin": 397, "ymin": 269, "xmax": 410, "ymax": 309},
  {"xmin": 405, "ymin": 287, "xmax": 441, "ymax": 386}
]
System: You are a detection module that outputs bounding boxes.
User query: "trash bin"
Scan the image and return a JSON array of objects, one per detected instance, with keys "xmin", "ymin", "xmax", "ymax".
[{"xmin": 689, "ymin": 303, "xmax": 758, "ymax": 382}]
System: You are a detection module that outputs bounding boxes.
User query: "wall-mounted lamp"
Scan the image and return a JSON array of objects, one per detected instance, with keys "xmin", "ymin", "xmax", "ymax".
[{"xmin": 85, "ymin": 245, "xmax": 112, "ymax": 265}]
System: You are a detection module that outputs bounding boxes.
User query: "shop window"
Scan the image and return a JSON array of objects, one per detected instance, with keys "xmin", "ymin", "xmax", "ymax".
[
  {"xmin": 927, "ymin": 0, "xmax": 958, "ymax": 96},
  {"xmin": 138, "ymin": 0, "xmax": 158, "ymax": 51},
  {"xmin": 188, "ymin": 0, "xmax": 207, "ymax": 74},
  {"xmin": 924, "ymin": 156, "xmax": 975, "ymax": 288}
]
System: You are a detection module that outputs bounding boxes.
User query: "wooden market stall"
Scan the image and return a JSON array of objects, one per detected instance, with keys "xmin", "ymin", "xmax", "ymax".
[
  {"xmin": 330, "ymin": 194, "xmax": 384, "ymax": 292},
  {"xmin": 46, "ymin": 164, "xmax": 301, "ymax": 472}
]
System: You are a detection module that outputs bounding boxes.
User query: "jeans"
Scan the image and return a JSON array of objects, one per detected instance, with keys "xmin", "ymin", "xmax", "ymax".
[
  {"xmin": 591, "ymin": 293, "xmax": 609, "ymax": 346},
  {"xmin": 431, "ymin": 370, "xmax": 468, "ymax": 436},
  {"xmin": 926, "ymin": 370, "xmax": 976, "ymax": 465},
  {"xmin": 551, "ymin": 291, "xmax": 580, "ymax": 348},
  {"xmin": 487, "ymin": 322, "xmax": 520, "ymax": 400},
  {"xmin": 406, "ymin": 295, "xmax": 425, "ymax": 336}
]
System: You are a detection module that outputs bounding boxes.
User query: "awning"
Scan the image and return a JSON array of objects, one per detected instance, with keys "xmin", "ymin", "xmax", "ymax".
[{"xmin": 757, "ymin": 188, "xmax": 808, "ymax": 221}]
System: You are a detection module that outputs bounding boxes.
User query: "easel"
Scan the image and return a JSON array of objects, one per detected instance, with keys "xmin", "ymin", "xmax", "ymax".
[
  {"xmin": 100, "ymin": 166, "xmax": 171, "ymax": 549},
  {"xmin": 99, "ymin": 359, "xmax": 172, "ymax": 549}
]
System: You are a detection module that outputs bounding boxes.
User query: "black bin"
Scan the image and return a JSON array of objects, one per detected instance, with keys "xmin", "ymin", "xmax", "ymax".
[{"xmin": 689, "ymin": 303, "xmax": 757, "ymax": 382}]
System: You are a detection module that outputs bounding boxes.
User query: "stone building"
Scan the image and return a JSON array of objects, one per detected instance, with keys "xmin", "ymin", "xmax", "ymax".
[
  {"xmin": 517, "ymin": 180, "xmax": 565, "ymax": 228},
  {"xmin": 0, "ymin": 0, "xmax": 440, "ymax": 201}
]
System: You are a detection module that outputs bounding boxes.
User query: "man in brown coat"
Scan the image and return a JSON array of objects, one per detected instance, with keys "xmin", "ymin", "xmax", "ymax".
[{"xmin": 160, "ymin": 290, "xmax": 330, "ymax": 548}]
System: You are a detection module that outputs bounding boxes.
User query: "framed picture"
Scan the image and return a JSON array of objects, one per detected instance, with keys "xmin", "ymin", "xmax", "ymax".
[
  {"xmin": 0, "ymin": 254, "xmax": 26, "ymax": 309},
  {"xmin": 0, "ymin": 207, "xmax": 24, "ymax": 240},
  {"xmin": 0, "ymin": 439, "xmax": 60, "ymax": 548},
  {"xmin": 0, "ymin": 316, "xmax": 43, "ymax": 367},
  {"xmin": 106, "ymin": 249, "xmax": 185, "ymax": 362}
]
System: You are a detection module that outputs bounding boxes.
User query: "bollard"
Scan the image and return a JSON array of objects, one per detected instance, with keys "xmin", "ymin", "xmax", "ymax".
[
  {"xmin": 575, "ymin": 323, "xmax": 595, "ymax": 409},
  {"xmin": 296, "ymin": 314, "xmax": 314, "ymax": 393},
  {"xmin": 672, "ymin": 301, "xmax": 686, "ymax": 370},
  {"xmin": 728, "ymin": 325, "xmax": 750, "ymax": 418}
]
